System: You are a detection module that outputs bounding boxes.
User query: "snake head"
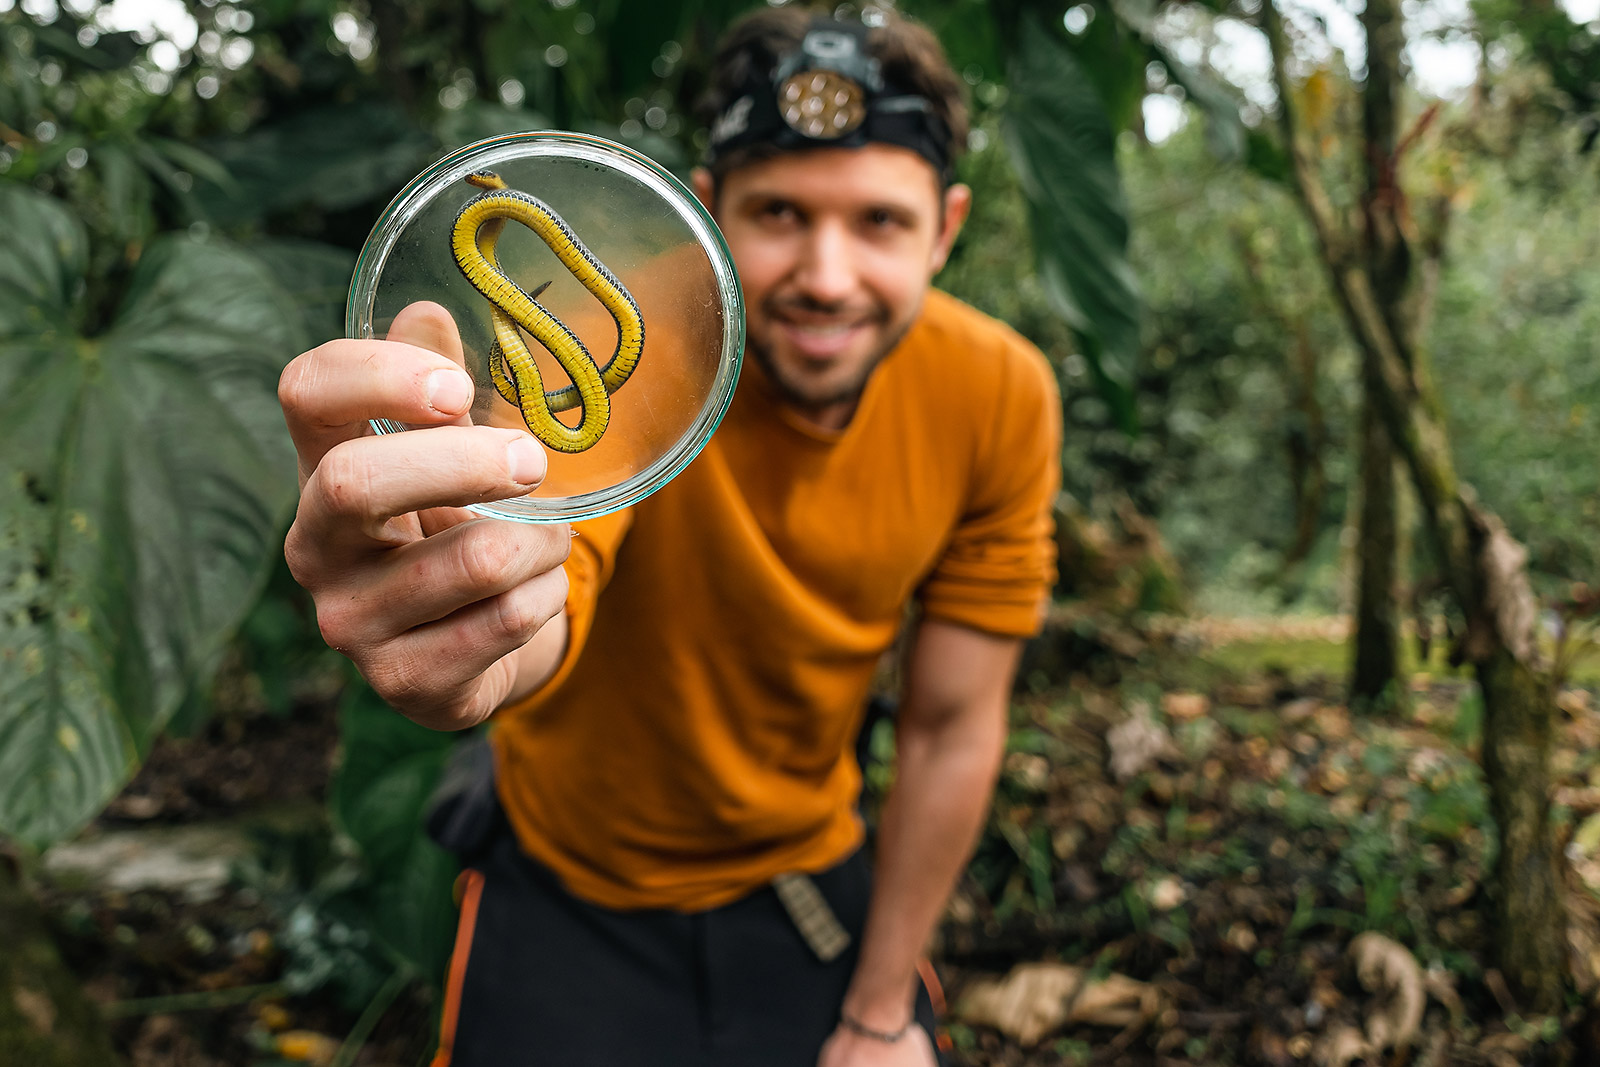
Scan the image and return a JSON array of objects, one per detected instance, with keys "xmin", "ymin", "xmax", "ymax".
[{"xmin": 465, "ymin": 170, "xmax": 508, "ymax": 191}]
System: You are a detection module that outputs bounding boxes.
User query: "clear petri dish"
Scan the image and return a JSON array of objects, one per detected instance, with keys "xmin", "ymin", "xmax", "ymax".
[{"xmin": 347, "ymin": 131, "xmax": 744, "ymax": 523}]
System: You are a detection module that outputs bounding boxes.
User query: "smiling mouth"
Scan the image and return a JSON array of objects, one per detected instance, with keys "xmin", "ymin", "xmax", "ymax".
[
  {"xmin": 776, "ymin": 318, "xmax": 870, "ymax": 358},
  {"xmin": 785, "ymin": 321, "xmax": 862, "ymax": 337}
]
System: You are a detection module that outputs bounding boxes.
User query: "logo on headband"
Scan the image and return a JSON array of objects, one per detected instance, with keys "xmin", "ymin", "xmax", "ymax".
[{"xmin": 711, "ymin": 94, "xmax": 754, "ymax": 144}]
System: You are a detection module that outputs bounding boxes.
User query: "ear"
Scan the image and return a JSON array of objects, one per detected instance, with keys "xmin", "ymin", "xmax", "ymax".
[
  {"xmin": 690, "ymin": 167, "xmax": 716, "ymax": 213},
  {"xmin": 929, "ymin": 182, "xmax": 972, "ymax": 274}
]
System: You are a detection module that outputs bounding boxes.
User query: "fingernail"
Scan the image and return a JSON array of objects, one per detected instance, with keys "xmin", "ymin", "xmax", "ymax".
[
  {"xmin": 506, "ymin": 435, "xmax": 545, "ymax": 486},
  {"xmin": 427, "ymin": 369, "xmax": 473, "ymax": 414}
]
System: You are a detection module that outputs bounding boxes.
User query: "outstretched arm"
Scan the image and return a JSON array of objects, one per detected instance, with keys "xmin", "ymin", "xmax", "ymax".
[{"xmin": 820, "ymin": 618, "xmax": 1021, "ymax": 1066}]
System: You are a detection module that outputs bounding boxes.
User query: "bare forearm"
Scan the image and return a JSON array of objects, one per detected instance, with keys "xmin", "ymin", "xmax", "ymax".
[{"xmin": 842, "ymin": 703, "xmax": 1006, "ymax": 1029}]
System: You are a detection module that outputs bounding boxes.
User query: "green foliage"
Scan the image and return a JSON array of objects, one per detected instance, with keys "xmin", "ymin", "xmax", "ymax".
[
  {"xmin": 329, "ymin": 685, "xmax": 460, "ymax": 986},
  {"xmin": 1476, "ymin": 0, "xmax": 1600, "ymax": 140},
  {"xmin": 1002, "ymin": 15, "xmax": 1142, "ymax": 427},
  {"xmin": 1429, "ymin": 152, "xmax": 1600, "ymax": 588},
  {"xmin": 1253, "ymin": 733, "xmax": 1490, "ymax": 952},
  {"xmin": 0, "ymin": 185, "xmax": 300, "ymax": 847},
  {"xmin": 198, "ymin": 103, "xmax": 434, "ymax": 225},
  {"xmin": 1120, "ymin": 123, "xmax": 1355, "ymax": 606}
]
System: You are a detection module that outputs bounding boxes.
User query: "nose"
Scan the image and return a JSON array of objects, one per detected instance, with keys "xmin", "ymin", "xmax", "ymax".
[{"xmin": 791, "ymin": 218, "xmax": 858, "ymax": 307}]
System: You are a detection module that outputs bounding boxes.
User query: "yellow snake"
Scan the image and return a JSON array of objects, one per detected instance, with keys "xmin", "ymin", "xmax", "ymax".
[{"xmin": 450, "ymin": 171, "xmax": 644, "ymax": 453}]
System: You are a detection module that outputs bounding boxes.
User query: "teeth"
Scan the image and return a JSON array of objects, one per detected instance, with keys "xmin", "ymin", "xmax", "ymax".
[{"xmin": 789, "ymin": 323, "xmax": 854, "ymax": 336}]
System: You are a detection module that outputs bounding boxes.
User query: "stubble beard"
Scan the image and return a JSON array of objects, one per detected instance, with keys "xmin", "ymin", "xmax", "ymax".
[{"xmin": 748, "ymin": 302, "xmax": 917, "ymax": 420}]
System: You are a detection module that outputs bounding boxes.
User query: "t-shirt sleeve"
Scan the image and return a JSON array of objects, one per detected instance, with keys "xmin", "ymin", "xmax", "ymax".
[
  {"xmin": 917, "ymin": 339, "xmax": 1062, "ymax": 638},
  {"xmin": 500, "ymin": 506, "xmax": 635, "ymax": 716}
]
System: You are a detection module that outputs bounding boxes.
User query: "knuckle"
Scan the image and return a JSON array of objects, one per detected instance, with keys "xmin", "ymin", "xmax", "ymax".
[
  {"xmin": 547, "ymin": 527, "xmax": 575, "ymax": 566},
  {"xmin": 277, "ymin": 352, "xmax": 320, "ymax": 417},
  {"xmin": 499, "ymin": 568, "xmax": 567, "ymax": 640},
  {"xmin": 490, "ymin": 588, "xmax": 541, "ymax": 644},
  {"xmin": 455, "ymin": 530, "xmax": 514, "ymax": 590},
  {"xmin": 370, "ymin": 647, "xmax": 433, "ymax": 707},
  {"xmin": 313, "ymin": 597, "xmax": 359, "ymax": 652},
  {"xmin": 546, "ymin": 565, "xmax": 571, "ymax": 609},
  {"xmin": 315, "ymin": 444, "xmax": 373, "ymax": 517},
  {"xmin": 283, "ymin": 522, "xmax": 316, "ymax": 586}
]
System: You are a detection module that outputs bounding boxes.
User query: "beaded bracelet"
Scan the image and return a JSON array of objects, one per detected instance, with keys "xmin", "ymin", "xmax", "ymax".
[{"xmin": 839, "ymin": 1011, "xmax": 912, "ymax": 1043}]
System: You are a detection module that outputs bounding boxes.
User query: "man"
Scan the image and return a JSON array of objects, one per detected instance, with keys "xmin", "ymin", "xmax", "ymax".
[{"xmin": 279, "ymin": 8, "xmax": 1061, "ymax": 1066}]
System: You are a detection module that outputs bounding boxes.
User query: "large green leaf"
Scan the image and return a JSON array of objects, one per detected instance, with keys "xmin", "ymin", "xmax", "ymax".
[
  {"xmin": 197, "ymin": 103, "xmax": 434, "ymax": 225},
  {"xmin": 1002, "ymin": 18, "xmax": 1142, "ymax": 427},
  {"xmin": 0, "ymin": 186, "xmax": 301, "ymax": 847},
  {"xmin": 249, "ymin": 238, "xmax": 357, "ymax": 347},
  {"xmin": 331, "ymin": 685, "xmax": 459, "ymax": 985}
]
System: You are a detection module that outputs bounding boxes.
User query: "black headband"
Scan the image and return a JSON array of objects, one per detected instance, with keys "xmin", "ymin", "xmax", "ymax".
[{"xmin": 705, "ymin": 18, "xmax": 953, "ymax": 183}]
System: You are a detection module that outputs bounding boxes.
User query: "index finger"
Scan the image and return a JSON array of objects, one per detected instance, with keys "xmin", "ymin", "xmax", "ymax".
[{"xmin": 278, "ymin": 301, "xmax": 475, "ymax": 484}]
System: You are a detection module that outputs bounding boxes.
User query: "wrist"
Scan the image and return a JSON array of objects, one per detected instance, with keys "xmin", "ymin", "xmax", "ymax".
[
  {"xmin": 838, "ymin": 1009, "xmax": 912, "ymax": 1044},
  {"xmin": 840, "ymin": 984, "xmax": 916, "ymax": 1037}
]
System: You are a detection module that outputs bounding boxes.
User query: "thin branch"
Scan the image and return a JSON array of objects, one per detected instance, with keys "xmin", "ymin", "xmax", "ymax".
[
  {"xmin": 1260, "ymin": 1, "xmax": 1350, "ymax": 267},
  {"xmin": 101, "ymin": 982, "xmax": 286, "ymax": 1018},
  {"xmin": 1413, "ymin": 192, "xmax": 1453, "ymax": 340},
  {"xmin": 1262, "ymin": 0, "xmax": 1475, "ymax": 603}
]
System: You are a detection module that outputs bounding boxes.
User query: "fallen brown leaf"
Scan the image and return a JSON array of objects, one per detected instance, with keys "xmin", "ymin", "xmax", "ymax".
[
  {"xmin": 276, "ymin": 1030, "xmax": 341, "ymax": 1065},
  {"xmin": 1350, "ymin": 932, "xmax": 1424, "ymax": 1053},
  {"xmin": 12, "ymin": 986, "xmax": 55, "ymax": 1035},
  {"xmin": 1558, "ymin": 687, "xmax": 1593, "ymax": 716},
  {"xmin": 1146, "ymin": 875, "xmax": 1186, "ymax": 912},
  {"xmin": 1106, "ymin": 703, "xmax": 1178, "ymax": 782},
  {"xmin": 1161, "ymin": 691, "xmax": 1211, "ymax": 721},
  {"xmin": 1423, "ymin": 967, "xmax": 1464, "ymax": 1025},
  {"xmin": 953, "ymin": 962, "xmax": 1162, "ymax": 1046},
  {"xmin": 1316, "ymin": 1023, "xmax": 1371, "ymax": 1067},
  {"xmin": 1477, "ymin": 1030, "xmax": 1531, "ymax": 1066}
]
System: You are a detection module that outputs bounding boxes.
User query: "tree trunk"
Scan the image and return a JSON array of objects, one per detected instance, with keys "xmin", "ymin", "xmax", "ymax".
[
  {"xmin": 1350, "ymin": 375, "xmax": 1404, "ymax": 711},
  {"xmin": 0, "ymin": 861, "xmax": 122, "ymax": 1066},
  {"xmin": 1264, "ymin": 0, "xmax": 1569, "ymax": 1011},
  {"xmin": 1478, "ymin": 646, "xmax": 1567, "ymax": 1011},
  {"xmin": 1282, "ymin": 323, "xmax": 1329, "ymax": 574}
]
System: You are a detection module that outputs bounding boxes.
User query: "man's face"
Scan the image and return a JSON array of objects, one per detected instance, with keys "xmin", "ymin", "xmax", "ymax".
[{"xmin": 694, "ymin": 145, "xmax": 970, "ymax": 428}]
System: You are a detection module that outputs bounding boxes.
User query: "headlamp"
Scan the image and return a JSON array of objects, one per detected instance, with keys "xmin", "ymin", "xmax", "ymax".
[{"xmin": 707, "ymin": 18, "xmax": 953, "ymax": 182}]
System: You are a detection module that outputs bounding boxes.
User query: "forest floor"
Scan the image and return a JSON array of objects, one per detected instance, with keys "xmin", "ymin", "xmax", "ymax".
[{"xmin": 30, "ymin": 619, "xmax": 1600, "ymax": 1067}]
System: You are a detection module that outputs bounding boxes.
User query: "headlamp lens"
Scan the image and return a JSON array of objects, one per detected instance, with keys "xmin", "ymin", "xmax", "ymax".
[{"xmin": 778, "ymin": 70, "xmax": 867, "ymax": 139}]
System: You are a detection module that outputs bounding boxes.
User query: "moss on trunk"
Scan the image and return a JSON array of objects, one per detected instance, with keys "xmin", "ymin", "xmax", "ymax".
[
  {"xmin": 1478, "ymin": 649, "xmax": 1568, "ymax": 1011},
  {"xmin": 1351, "ymin": 380, "xmax": 1404, "ymax": 712}
]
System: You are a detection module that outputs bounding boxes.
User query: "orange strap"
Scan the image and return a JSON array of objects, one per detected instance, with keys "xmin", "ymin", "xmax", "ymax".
[
  {"xmin": 916, "ymin": 956, "xmax": 953, "ymax": 1053},
  {"xmin": 430, "ymin": 869, "xmax": 487, "ymax": 1067}
]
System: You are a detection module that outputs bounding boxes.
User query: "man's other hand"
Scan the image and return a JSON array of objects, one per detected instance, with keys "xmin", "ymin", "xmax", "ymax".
[
  {"xmin": 817, "ymin": 1024, "xmax": 939, "ymax": 1067},
  {"xmin": 279, "ymin": 300, "xmax": 571, "ymax": 731}
]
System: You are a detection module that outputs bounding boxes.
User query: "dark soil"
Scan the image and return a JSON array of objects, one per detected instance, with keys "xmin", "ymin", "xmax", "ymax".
[{"xmin": 41, "ymin": 700, "xmax": 439, "ymax": 1067}]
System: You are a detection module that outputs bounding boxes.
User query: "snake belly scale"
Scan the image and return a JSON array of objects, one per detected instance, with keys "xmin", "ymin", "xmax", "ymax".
[{"xmin": 450, "ymin": 171, "xmax": 645, "ymax": 454}]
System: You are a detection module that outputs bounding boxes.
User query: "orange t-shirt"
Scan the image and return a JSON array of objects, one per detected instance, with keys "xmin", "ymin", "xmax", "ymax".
[{"xmin": 492, "ymin": 288, "xmax": 1062, "ymax": 911}]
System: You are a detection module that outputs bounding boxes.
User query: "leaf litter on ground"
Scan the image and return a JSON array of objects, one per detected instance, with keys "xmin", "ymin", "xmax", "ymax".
[{"xmin": 936, "ymin": 624, "xmax": 1600, "ymax": 1065}]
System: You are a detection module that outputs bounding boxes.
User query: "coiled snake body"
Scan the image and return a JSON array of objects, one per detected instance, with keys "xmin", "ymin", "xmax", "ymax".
[{"xmin": 451, "ymin": 171, "xmax": 644, "ymax": 453}]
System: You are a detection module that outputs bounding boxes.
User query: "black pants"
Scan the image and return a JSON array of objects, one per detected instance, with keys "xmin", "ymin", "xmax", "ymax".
[{"xmin": 432, "ymin": 815, "xmax": 945, "ymax": 1066}]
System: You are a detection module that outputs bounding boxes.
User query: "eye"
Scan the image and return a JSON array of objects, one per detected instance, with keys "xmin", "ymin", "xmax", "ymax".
[
  {"xmin": 863, "ymin": 206, "xmax": 911, "ymax": 232},
  {"xmin": 754, "ymin": 199, "xmax": 802, "ymax": 226}
]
